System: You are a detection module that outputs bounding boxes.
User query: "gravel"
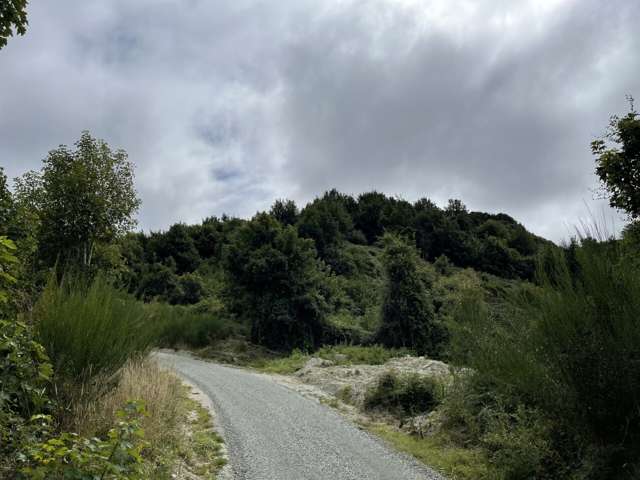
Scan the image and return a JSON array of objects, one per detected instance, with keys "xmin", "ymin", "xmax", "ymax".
[{"xmin": 156, "ymin": 351, "xmax": 445, "ymax": 480}]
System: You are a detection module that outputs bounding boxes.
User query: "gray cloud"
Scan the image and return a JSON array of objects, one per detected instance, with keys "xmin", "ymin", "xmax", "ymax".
[{"xmin": 0, "ymin": 0, "xmax": 638, "ymax": 241}]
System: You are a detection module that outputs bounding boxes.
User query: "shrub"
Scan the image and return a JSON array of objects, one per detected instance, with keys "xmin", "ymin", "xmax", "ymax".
[
  {"xmin": 481, "ymin": 405, "xmax": 555, "ymax": 480},
  {"xmin": 33, "ymin": 274, "xmax": 155, "ymax": 382},
  {"xmin": 0, "ymin": 319, "xmax": 53, "ymax": 473},
  {"xmin": 450, "ymin": 240, "xmax": 640, "ymax": 478},
  {"xmin": 20, "ymin": 401, "xmax": 148, "ymax": 480},
  {"xmin": 152, "ymin": 302, "xmax": 237, "ymax": 348},
  {"xmin": 364, "ymin": 371, "xmax": 441, "ymax": 416}
]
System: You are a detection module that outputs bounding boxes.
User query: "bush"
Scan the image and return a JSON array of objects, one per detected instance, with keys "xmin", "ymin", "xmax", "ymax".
[
  {"xmin": 481, "ymin": 405, "xmax": 555, "ymax": 480},
  {"xmin": 364, "ymin": 371, "xmax": 441, "ymax": 416},
  {"xmin": 450, "ymin": 240, "xmax": 640, "ymax": 478},
  {"xmin": 153, "ymin": 302, "xmax": 237, "ymax": 348},
  {"xmin": 0, "ymin": 320, "xmax": 53, "ymax": 473},
  {"xmin": 33, "ymin": 274, "xmax": 155, "ymax": 382},
  {"xmin": 20, "ymin": 401, "xmax": 148, "ymax": 480}
]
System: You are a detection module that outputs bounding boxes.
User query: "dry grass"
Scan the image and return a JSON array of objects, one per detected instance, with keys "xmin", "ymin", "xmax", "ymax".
[
  {"xmin": 66, "ymin": 356, "xmax": 227, "ymax": 479},
  {"xmin": 73, "ymin": 357, "xmax": 182, "ymax": 441}
]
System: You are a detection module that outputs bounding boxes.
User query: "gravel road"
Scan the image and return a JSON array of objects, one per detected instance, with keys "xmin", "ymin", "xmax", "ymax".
[{"xmin": 156, "ymin": 351, "xmax": 444, "ymax": 480}]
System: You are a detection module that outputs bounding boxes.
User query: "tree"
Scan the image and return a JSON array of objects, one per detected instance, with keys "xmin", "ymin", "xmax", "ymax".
[
  {"xmin": 0, "ymin": 167, "xmax": 12, "ymax": 235},
  {"xmin": 147, "ymin": 224, "xmax": 201, "ymax": 274},
  {"xmin": 0, "ymin": 0, "xmax": 28, "ymax": 50},
  {"xmin": 19, "ymin": 131, "xmax": 141, "ymax": 268},
  {"xmin": 377, "ymin": 234, "xmax": 443, "ymax": 355},
  {"xmin": 592, "ymin": 98, "xmax": 640, "ymax": 218},
  {"xmin": 297, "ymin": 190, "xmax": 354, "ymax": 269},
  {"xmin": 270, "ymin": 199, "xmax": 298, "ymax": 226},
  {"xmin": 223, "ymin": 213, "xmax": 327, "ymax": 351},
  {"xmin": 355, "ymin": 191, "xmax": 388, "ymax": 243}
]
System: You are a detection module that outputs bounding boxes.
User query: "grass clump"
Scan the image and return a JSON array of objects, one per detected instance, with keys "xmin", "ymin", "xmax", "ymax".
[
  {"xmin": 252, "ymin": 344, "xmax": 412, "ymax": 374},
  {"xmin": 317, "ymin": 344, "xmax": 412, "ymax": 365},
  {"xmin": 251, "ymin": 348, "xmax": 309, "ymax": 374},
  {"xmin": 364, "ymin": 371, "xmax": 441, "ymax": 416},
  {"xmin": 33, "ymin": 274, "xmax": 155, "ymax": 382}
]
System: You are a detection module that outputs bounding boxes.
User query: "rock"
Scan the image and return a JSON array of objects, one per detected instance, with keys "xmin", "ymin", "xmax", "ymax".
[{"xmin": 295, "ymin": 357, "xmax": 335, "ymax": 376}]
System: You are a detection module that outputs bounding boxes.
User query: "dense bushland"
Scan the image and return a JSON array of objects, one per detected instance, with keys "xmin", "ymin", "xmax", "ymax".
[{"xmin": 446, "ymin": 240, "xmax": 640, "ymax": 479}]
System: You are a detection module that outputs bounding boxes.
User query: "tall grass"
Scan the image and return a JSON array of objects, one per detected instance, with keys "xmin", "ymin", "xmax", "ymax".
[
  {"xmin": 450, "ymin": 240, "xmax": 640, "ymax": 478},
  {"xmin": 33, "ymin": 274, "xmax": 156, "ymax": 382}
]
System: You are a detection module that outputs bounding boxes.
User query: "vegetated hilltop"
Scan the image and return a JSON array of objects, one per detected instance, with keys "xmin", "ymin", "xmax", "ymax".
[{"xmin": 117, "ymin": 190, "xmax": 550, "ymax": 352}]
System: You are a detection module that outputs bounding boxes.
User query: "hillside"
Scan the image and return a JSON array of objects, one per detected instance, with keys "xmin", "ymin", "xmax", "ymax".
[{"xmin": 117, "ymin": 190, "xmax": 547, "ymax": 351}]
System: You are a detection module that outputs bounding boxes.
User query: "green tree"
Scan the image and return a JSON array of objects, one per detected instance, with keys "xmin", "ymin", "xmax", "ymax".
[
  {"xmin": 224, "ymin": 213, "xmax": 327, "ymax": 351},
  {"xmin": 147, "ymin": 224, "xmax": 200, "ymax": 274},
  {"xmin": 355, "ymin": 191, "xmax": 388, "ymax": 243},
  {"xmin": 270, "ymin": 199, "xmax": 298, "ymax": 226},
  {"xmin": 297, "ymin": 190, "xmax": 354, "ymax": 268},
  {"xmin": 0, "ymin": 0, "xmax": 27, "ymax": 50},
  {"xmin": 18, "ymin": 131, "xmax": 141, "ymax": 268},
  {"xmin": 592, "ymin": 98, "xmax": 640, "ymax": 218},
  {"xmin": 0, "ymin": 168, "xmax": 12, "ymax": 235},
  {"xmin": 377, "ymin": 234, "xmax": 443, "ymax": 355}
]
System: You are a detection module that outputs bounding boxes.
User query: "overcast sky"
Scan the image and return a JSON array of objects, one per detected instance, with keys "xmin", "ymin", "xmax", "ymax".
[{"xmin": 1, "ymin": 0, "xmax": 638, "ymax": 241}]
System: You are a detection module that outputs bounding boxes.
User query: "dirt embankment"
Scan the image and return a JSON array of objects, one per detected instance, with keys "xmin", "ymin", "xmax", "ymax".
[{"xmin": 271, "ymin": 355, "xmax": 453, "ymax": 437}]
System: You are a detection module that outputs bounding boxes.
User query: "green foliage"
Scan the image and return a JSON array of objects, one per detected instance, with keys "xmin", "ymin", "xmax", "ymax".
[
  {"xmin": 0, "ymin": 319, "xmax": 53, "ymax": 467},
  {"xmin": 0, "ymin": 235, "xmax": 18, "ymax": 308},
  {"xmin": 316, "ymin": 344, "xmax": 412, "ymax": 365},
  {"xmin": 297, "ymin": 190, "xmax": 354, "ymax": 270},
  {"xmin": 153, "ymin": 301, "xmax": 239, "ymax": 348},
  {"xmin": 252, "ymin": 348, "xmax": 309, "ymax": 374},
  {"xmin": 270, "ymin": 199, "xmax": 298, "ymax": 226},
  {"xmin": 17, "ymin": 131, "xmax": 141, "ymax": 269},
  {"xmin": 592, "ymin": 98, "xmax": 640, "ymax": 218},
  {"xmin": 223, "ymin": 213, "xmax": 328, "ymax": 351},
  {"xmin": 367, "ymin": 423, "xmax": 491, "ymax": 480},
  {"xmin": 20, "ymin": 401, "xmax": 148, "ymax": 480},
  {"xmin": 0, "ymin": 0, "xmax": 28, "ymax": 50},
  {"xmin": 254, "ymin": 344, "xmax": 412, "ymax": 374},
  {"xmin": 450, "ymin": 240, "xmax": 640, "ymax": 478},
  {"xmin": 481, "ymin": 405, "xmax": 555, "ymax": 480},
  {"xmin": 33, "ymin": 274, "xmax": 154, "ymax": 381},
  {"xmin": 364, "ymin": 371, "xmax": 441, "ymax": 416},
  {"xmin": 0, "ymin": 167, "xmax": 13, "ymax": 234},
  {"xmin": 147, "ymin": 224, "xmax": 201, "ymax": 274},
  {"xmin": 377, "ymin": 234, "xmax": 445, "ymax": 355}
]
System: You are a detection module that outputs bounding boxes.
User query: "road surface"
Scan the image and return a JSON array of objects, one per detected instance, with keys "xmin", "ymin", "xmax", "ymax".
[{"xmin": 156, "ymin": 351, "xmax": 444, "ymax": 480}]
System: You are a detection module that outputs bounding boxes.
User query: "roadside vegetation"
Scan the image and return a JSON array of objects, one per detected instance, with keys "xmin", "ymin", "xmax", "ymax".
[
  {"xmin": 0, "ymin": 133, "xmax": 226, "ymax": 479},
  {"xmin": 0, "ymin": 99, "xmax": 638, "ymax": 479}
]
